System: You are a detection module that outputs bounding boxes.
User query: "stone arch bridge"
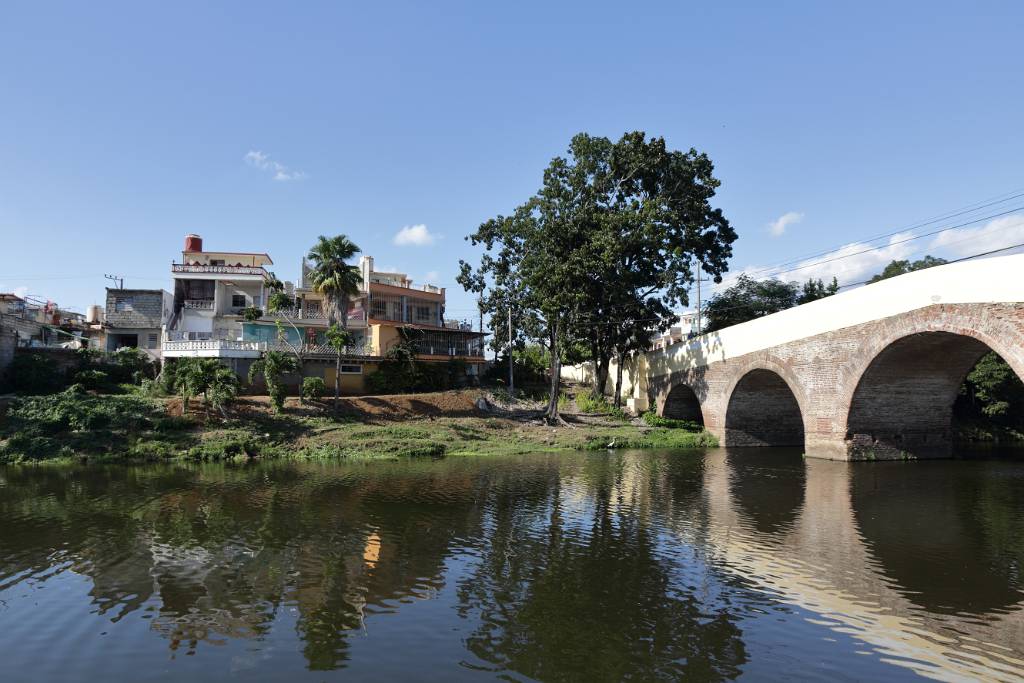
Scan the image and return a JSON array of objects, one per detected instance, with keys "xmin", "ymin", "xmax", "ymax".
[{"xmin": 563, "ymin": 254, "xmax": 1024, "ymax": 460}]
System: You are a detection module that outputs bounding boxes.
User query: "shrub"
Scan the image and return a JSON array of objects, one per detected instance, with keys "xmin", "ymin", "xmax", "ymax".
[
  {"xmin": 575, "ymin": 390, "xmax": 610, "ymax": 414},
  {"xmin": 302, "ymin": 376, "xmax": 326, "ymax": 400},
  {"xmin": 0, "ymin": 389, "xmax": 180, "ymax": 462},
  {"xmin": 641, "ymin": 412, "xmax": 703, "ymax": 431},
  {"xmin": 4, "ymin": 353, "xmax": 65, "ymax": 394},
  {"xmin": 73, "ymin": 369, "xmax": 109, "ymax": 391}
]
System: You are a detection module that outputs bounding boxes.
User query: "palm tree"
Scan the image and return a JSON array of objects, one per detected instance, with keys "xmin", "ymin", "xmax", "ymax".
[{"xmin": 306, "ymin": 234, "xmax": 362, "ymax": 411}]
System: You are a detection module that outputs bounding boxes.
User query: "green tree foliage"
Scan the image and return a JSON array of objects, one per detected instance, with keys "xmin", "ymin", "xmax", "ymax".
[
  {"xmin": 955, "ymin": 352, "xmax": 1024, "ymax": 427},
  {"xmin": 797, "ymin": 277, "xmax": 840, "ymax": 304},
  {"xmin": 175, "ymin": 357, "xmax": 240, "ymax": 415},
  {"xmin": 459, "ymin": 131, "xmax": 735, "ymax": 420},
  {"xmin": 703, "ymin": 275, "xmax": 800, "ymax": 333},
  {"xmin": 248, "ymin": 350, "xmax": 300, "ymax": 412},
  {"xmin": 305, "ymin": 235, "xmax": 362, "ymax": 328},
  {"xmin": 868, "ymin": 255, "xmax": 948, "ymax": 283}
]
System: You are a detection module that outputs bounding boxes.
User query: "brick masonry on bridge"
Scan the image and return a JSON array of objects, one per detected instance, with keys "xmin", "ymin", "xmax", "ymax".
[{"xmin": 648, "ymin": 303, "xmax": 1024, "ymax": 460}]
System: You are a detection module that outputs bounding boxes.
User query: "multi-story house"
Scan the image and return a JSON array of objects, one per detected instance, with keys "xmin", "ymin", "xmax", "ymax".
[
  {"xmin": 162, "ymin": 234, "xmax": 272, "ymax": 366},
  {"xmin": 102, "ymin": 288, "xmax": 174, "ymax": 359},
  {"xmin": 162, "ymin": 235, "xmax": 486, "ymax": 393}
]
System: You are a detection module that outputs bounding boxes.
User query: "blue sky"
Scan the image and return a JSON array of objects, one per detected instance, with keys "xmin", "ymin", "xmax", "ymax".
[{"xmin": 2, "ymin": 1, "xmax": 1023, "ymax": 322}]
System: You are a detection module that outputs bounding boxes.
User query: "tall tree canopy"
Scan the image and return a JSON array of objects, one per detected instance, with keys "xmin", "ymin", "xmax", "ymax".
[
  {"xmin": 867, "ymin": 255, "xmax": 948, "ymax": 283},
  {"xmin": 459, "ymin": 131, "xmax": 736, "ymax": 420}
]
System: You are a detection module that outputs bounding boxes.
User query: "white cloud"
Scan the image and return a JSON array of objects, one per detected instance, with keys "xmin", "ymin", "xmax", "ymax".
[
  {"xmin": 929, "ymin": 214, "xmax": 1024, "ymax": 257},
  {"xmin": 393, "ymin": 224, "xmax": 437, "ymax": 246},
  {"xmin": 767, "ymin": 211, "xmax": 804, "ymax": 237},
  {"xmin": 712, "ymin": 212, "xmax": 1024, "ymax": 297},
  {"xmin": 244, "ymin": 150, "xmax": 307, "ymax": 182}
]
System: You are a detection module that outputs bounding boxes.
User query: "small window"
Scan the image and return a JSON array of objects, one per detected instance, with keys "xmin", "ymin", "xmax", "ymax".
[
  {"xmin": 415, "ymin": 305, "xmax": 432, "ymax": 322},
  {"xmin": 232, "ymin": 294, "xmax": 246, "ymax": 308},
  {"xmin": 339, "ymin": 365, "xmax": 362, "ymax": 374},
  {"xmin": 210, "ymin": 259, "xmax": 225, "ymax": 266},
  {"xmin": 114, "ymin": 297, "xmax": 134, "ymax": 312},
  {"xmin": 147, "ymin": 333, "xmax": 159, "ymax": 349}
]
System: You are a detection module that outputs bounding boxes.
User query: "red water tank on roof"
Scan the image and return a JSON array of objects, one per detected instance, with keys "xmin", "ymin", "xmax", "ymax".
[{"xmin": 184, "ymin": 234, "xmax": 203, "ymax": 252}]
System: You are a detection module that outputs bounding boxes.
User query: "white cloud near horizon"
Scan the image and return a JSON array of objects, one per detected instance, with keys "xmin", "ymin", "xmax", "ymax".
[
  {"xmin": 393, "ymin": 224, "xmax": 437, "ymax": 246},
  {"xmin": 713, "ymin": 212, "xmax": 1024, "ymax": 295},
  {"xmin": 767, "ymin": 211, "xmax": 803, "ymax": 237},
  {"xmin": 244, "ymin": 150, "xmax": 307, "ymax": 182}
]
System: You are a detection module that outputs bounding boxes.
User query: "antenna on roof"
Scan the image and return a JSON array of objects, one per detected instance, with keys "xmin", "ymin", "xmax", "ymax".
[{"xmin": 104, "ymin": 273, "xmax": 124, "ymax": 289}]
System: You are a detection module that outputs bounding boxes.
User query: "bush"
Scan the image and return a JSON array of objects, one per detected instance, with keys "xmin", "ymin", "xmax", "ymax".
[
  {"xmin": 4, "ymin": 353, "xmax": 65, "ymax": 394},
  {"xmin": 575, "ymin": 390, "xmax": 610, "ymax": 414},
  {"xmin": 302, "ymin": 376, "xmax": 326, "ymax": 400},
  {"xmin": 641, "ymin": 411, "xmax": 703, "ymax": 431},
  {"xmin": 0, "ymin": 389, "xmax": 182, "ymax": 462},
  {"xmin": 73, "ymin": 369, "xmax": 109, "ymax": 390}
]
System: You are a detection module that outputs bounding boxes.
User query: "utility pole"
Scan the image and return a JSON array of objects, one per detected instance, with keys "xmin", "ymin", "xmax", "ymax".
[
  {"xmin": 508, "ymin": 305, "xmax": 514, "ymax": 395},
  {"xmin": 104, "ymin": 273, "xmax": 124, "ymax": 290}
]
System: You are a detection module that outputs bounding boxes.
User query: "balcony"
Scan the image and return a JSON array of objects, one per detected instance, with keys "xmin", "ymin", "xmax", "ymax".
[
  {"xmin": 183, "ymin": 299, "xmax": 215, "ymax": 310},
  {"xmin": 172, "ymin": 263, "xmax": 269, "ymax": 278},
  {"xmin": 162, "ymin": 339, "xmax": 264, "ymax": 358}
]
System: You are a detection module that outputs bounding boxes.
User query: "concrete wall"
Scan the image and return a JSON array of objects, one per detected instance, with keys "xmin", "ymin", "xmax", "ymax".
[{"xmin": 105, "ymin": 289, "xmax": 171, "ymax": 329}]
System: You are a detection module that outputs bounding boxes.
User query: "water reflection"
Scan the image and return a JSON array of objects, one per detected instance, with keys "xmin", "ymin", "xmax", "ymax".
[{"xmin": 0, "ymin": 450, "xmax": 1022, "ymax": 681}]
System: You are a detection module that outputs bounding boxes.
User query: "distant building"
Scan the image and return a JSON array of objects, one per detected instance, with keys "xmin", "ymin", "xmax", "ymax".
[
  {"xmin": 103, "ymin": 288, "xmax": 174, "ymax": 359},
  {"xmin": 650, "ymin": 311, "xmax": 699, "ymax": 350}
]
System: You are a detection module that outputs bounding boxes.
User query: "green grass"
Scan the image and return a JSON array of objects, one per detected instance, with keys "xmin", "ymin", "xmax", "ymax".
[{"xmin": 0, "ymin": 391, "xmax": 720, "ymax": 464}]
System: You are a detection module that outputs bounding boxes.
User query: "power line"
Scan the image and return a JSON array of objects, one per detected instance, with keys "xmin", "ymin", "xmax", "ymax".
[{"xmin": 738, "ymin": 187, "xmax": 1024, "ymax": 280}]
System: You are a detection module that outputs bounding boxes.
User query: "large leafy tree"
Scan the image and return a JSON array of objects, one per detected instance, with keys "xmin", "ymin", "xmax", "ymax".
[
  {"xmin": 460, "ymin": 131, "xmax": 735, "ymax": 419},
  {"xmin": 306, "ymin": 235, "xmax": 363, "ymax": 411}
]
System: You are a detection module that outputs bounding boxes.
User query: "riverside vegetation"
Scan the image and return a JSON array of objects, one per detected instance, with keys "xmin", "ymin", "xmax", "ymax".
[{"xmin": 0, "ymin": 350, "xmax": 715, "ymax": 464}]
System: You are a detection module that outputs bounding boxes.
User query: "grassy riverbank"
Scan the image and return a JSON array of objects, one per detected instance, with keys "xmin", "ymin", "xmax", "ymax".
[{"xmin": 0, "ymin": 387, "xmax": 717, "ymax": 464}]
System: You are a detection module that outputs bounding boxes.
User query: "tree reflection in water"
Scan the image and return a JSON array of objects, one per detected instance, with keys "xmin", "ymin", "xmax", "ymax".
[{"xmin": 456, "ymin": 454, "xmax": 747, "ymax": 681}]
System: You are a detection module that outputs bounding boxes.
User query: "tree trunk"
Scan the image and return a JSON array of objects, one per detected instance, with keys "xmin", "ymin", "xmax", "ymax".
[
  {"xmin": 596, "ymin": 353, "xmax": 611, "ymax": 397},
  {"xmin": 614, "ymin": 351, "xmax": 625, "ymax": 408},
  {"xmin": 334, "ymin": 352, "xmax": 341, "ymax": 416},
  {"xmin": 545, "ymin": 322, "xmax": 561, "ymax": 420}
]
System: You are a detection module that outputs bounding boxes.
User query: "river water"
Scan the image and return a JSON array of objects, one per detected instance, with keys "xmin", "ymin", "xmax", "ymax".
[{"xmin": 1, "ymin": 449, "xmax": 1022, "ymax": 681}]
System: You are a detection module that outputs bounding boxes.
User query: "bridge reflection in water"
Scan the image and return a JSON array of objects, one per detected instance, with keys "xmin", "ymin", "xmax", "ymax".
[
  {"xmin": 0, "ymin": 452, "xmax": 1022, "ymax": 681},
  {"xmin": 697, "ymin": 450, "xmax": 1024, "ymax": 680}
]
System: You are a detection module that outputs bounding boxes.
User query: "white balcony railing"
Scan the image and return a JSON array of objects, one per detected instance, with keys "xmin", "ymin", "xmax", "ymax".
[
  {"xmin": 166, "ymin": 331, "xmax": 213, "ymax": 341},
  {"xmin": 183, "ymin": 299, "xmax": 215, "ymax": 310},
  {"xmin": 172, "ymin": 263, "xmax": 268, "ymax": 277},
  {"xmin": 163, "ymin": 339, "xmax": 265, "ymax": 353}
]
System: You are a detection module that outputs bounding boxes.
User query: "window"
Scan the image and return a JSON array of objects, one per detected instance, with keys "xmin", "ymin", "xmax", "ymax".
[
  {"xmin": 232, "ymin": 294, "xmax": 246, "ymax": 308},
  {"xmin": 339, "ymin": 365, "xmax": 362, "ymax": 374},
  {"xmin": 371, "ymin": 299, "xmax": 387, "ymax": 319},
  {"xmin": 147, "ymin": 333, "xmax": 159, "ymax": 349},
  {"xmin": 114, "ymin": 297, "xmax": 133, "ymax": 312},
  {"xmin": 415, "ymin": 305, "xmax": 432, "ymax": 322}
]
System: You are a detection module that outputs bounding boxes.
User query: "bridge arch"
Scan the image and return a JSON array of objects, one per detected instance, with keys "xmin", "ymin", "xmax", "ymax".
[
  {"xmin": 724, "ymin": 362, "xmax": 807, "ymax": 448},
  {"xmin": 843, "ymin": 329, "xmax": 1024, "ymax": 458},
  {"xmin": 662, "ymin": 383, "xmax": 705, "ymax": 425}
]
